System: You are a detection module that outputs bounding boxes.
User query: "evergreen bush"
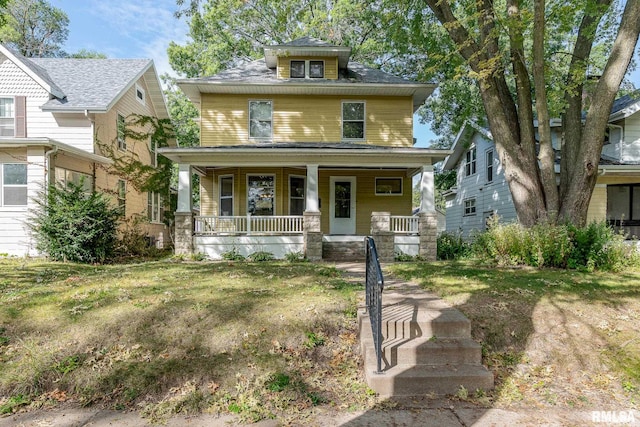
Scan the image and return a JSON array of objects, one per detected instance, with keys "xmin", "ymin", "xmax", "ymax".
[{"xmin": 29, "ymin": 182, "xmax": 120, "ymax": 263}]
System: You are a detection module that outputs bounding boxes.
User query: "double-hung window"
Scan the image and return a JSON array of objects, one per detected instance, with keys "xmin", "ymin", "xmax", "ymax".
[
  {"xmin": 219, "ymin": 175, "xmax": 234, "ymax": 216},
  {"xmin": 464, "ymin": 198, "xmax": 476, "ymax": 216},
  {"xmin": 1, "ymin": 163, "xmax": 27, "ymax": 206},
  {"xmin": 486, "ymin": 149, "xmax": 494, "ymax": 183},
  {"xmin": 465, "ymin": 147, "xmax": 477, "ymax": 176},
  {"xmin": 55, "ymin": 167, "xmax": 93, "ymax": 193},
  {"xmin": 0, "ymin": 98, "xmax": 14, "ymax": 137},
  {"xmin": 249, "ymin": 101, "xmax": 272, "ymax": 140},
  {"xmin": 289, "ymin": 176, "xmax": 305, "ymax": 215},
  {"xmin": 117, "ymin": 113, "xmax": 126, "ymax": 150},
  {"xmin": 117, "ymin": 179, "xmax": 126, "ymax": 215},
  {"xmin": 147, "ymin": 192, "xmax": 163, "ymax": 223},
  {"xmin": 342, "ymin": 101, "xmax": 365, "ymax": 140}
]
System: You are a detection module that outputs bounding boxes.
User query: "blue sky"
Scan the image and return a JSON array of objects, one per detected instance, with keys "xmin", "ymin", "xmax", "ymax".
[{"xmin": 50, "ymin": 0, "xmax": 640, "ymax": 148}]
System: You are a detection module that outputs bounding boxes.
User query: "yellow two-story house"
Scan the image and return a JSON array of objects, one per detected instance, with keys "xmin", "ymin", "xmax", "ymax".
[{"xmin": 160, "ymin": 37, "xmax": 449, "ymax": 260}]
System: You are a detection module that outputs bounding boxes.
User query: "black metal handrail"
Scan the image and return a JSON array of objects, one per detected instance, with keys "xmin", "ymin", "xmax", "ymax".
[{"xmin": 364, "ymin": 236, "xmax": 384, "ymax": 374}]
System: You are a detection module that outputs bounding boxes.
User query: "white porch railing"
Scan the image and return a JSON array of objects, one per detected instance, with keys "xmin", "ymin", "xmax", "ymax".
[
  {"xmin": 390, "ymin": 216, "xmax": 419, "ymax": 234},
  {"xmin": 195, "ymin": 215, "xmax": 304, "ymax": 235}
]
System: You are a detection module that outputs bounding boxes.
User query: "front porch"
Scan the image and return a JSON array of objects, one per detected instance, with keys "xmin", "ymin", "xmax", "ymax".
[{"xmin": 159, "ymin": 144, "xmax": 447, "ymax": 261}]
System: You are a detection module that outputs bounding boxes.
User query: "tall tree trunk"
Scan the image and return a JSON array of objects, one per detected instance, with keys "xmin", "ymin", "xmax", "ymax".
[{"xmin": 559, "ymin": 0, "xmax": 640, "ymax": 225}]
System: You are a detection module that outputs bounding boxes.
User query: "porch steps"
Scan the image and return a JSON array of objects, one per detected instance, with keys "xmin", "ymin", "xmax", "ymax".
[
  {"xmin": 323, "ymin": 240, "xmax": 365, "ymax": 261},
  {"xmin": 358, "ymin": 289, "xmax": 494, "ymax": 397}
]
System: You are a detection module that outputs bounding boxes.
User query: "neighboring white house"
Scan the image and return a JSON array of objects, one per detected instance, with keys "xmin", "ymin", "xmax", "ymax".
[
  {"xmin": 443, "ymin": 94, "xmax": 640, "ymax": 238},
  {"xmin": 0, "ymin": 44, "xmax": 170, "ymax": 256}
]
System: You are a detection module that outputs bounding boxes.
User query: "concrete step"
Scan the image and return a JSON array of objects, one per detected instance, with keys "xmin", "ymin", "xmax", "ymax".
[
  {"xmin": 361, "ymin": 336, "xmax": 483, "ymax": 368},
  {"xmin": 364, "ymin": 363, "xmax": 495, "ymax": 397}
]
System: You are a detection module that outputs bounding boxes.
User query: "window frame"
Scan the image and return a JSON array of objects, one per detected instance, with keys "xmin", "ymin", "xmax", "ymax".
[
  {"xmin": 289, "ymin": 175, "xmax": 306, "ymax": 215},
  {"xmin": 117, "ymin": 179, "xmax": 126, "ymax": 215},
  {"xmin": 375, "ymin": 177, "xmax": 403, "ymax": 196},
  {"xmin": 149, "ymin": 138, "xmax": 157, "ymax": 167},
  {"xmin": 248, "ymin": 100, "xmax": 273, "ymax": 141},
  {"xmin": 135, "ymin": 83, "xmax": 146, "ymax": 106},
  {"xmin": 289, "ymin": 59, "xmax": 325, "ymax": 79},
  {"xmin": 0, "ymin": 97, "xmax": 15, "ymax": 137},
  {"xmin": 1, "ymin": 163, "xmax": 27, "ymax": 206},
  {"xmin": 486, "ymin": 149, "xmax": 494, "ymax": 183},
  {"xmin": 54, "ymin": 167, "xmax": 93, "ymax": 194},
  {"xmin": 246, "ymin": 174, "xmax": 276, "ymax": 216},
  {"xmin": 341, "ymin": 101, "xmax": 366, "ymax": 141},
  {"xmin": 219, "ymin": 175, "xmax": 234, "ymax": 216},
  {"xmin": 290, "ymin": 60, "xmax": 306, "ymax": 78},
  {"xmin": 147, "ymin": 191, "xmax": 163, "ymax": 223},
  {"xmin": 308, "ymin": 60, "xmax": 325, "ymax": 78},
  {"xmin": 463, "ymin": 198, "xmax": 477, "ymax": 216},
  {"xmin": 465, "ymin": 146, "xmax": 477, "ymax": 176},
  {"xmin": 117, "ymin": 112, "xmax": 127, "ymax": 151}
]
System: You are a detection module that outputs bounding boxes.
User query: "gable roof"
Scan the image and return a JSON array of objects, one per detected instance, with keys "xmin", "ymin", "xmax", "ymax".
[
  {"xmin": 0, "ymin": 44, "xmax": 169, "ymax": 119},
  {"xmin": 442, "ymin": 121, "xmax": 491, "ymax": 170},
  {"xmin": 609, "ymin": 93, "xmax": 640, "ymax": 121}
]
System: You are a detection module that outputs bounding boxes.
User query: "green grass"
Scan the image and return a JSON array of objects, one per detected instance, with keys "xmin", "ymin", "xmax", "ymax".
[
  {"xmin": 0, "ymin": 258, "xmax": 369, "ymax": 423},
  {"xmin": 388, "ymin": 260, "xmax": 640, "ymax": 409}
]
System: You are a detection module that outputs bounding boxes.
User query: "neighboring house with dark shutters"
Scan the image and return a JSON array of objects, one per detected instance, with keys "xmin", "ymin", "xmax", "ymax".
[
  {"xmin": 443, "ymin": 94, "xmax": 640, "ymax": 238},
  {"xmin": 0, "ymin": 44, "xmax": 170, "ymax": 256},
  {"xmin": 159, "ymin": 37, "xmax": 450, "ymax": 261}
]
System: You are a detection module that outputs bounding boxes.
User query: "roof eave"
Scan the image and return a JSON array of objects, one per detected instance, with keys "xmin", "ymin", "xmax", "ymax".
[{"xmin": 0, "ymin": 137, "xmax": 112, "ymax": 164}]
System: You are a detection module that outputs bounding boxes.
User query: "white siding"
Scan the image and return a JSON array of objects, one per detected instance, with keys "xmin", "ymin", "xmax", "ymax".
[
  {"xmin": 0, "ymin": 55, "xmax": 94, "ymax": 152},
  {"xmin": 445, "ymin": 132, "xmax": 516, "ymax": 238},
  {"xmin": 622, "ymin": 114, "xmax": 640, "ymax": 162}
]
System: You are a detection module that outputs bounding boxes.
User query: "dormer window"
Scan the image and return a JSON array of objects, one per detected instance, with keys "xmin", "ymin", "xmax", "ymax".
[{"xmin": 289, "ymin": 60, "xmax": 324, "ymax": 79}]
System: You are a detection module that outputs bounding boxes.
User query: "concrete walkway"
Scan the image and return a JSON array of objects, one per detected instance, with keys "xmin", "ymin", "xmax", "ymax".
[{"xmin": 1, "ymin": 262, "xmax": 637, "ymax": 426}]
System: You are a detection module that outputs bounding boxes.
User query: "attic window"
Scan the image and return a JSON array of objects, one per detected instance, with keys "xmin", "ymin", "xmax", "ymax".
[
  {"xmin": 135, "ymin": 84, "xmax": 145, "ymax": 105},
  {"xmin": 289, "ymin": 60, "xmax": 324, "ymax": 79},
  {"xmin": 290, "ymin": 61, "xmax": 305, "ymax": 78},
  {"xmin": 0, "ymin": 98, "xmax": 14, "ymax": 137}
]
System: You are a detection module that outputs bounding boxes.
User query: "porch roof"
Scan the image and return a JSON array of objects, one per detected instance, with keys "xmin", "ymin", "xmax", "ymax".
[{"xmin": 158, "ymin": 143, "xmax": 451, "ymax": 169}]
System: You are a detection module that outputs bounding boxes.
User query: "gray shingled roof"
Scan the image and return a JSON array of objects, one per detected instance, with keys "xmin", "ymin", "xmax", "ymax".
[
  {"xmin": 3, "ymin": 46, "xmax": 66, "ymax": 98},
  {"xmin": 190, "ymin": 58, "xmax": 422, "ymax": 86},
  {"xmin": 30, "ymin": 58, "xmax": 152, "ymax": 111}
]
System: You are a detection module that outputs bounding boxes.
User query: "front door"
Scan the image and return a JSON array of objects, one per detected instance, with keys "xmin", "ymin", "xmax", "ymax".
[{"xmin": 330, "ymin": 177, "xmax": 356, "ymax": 235}]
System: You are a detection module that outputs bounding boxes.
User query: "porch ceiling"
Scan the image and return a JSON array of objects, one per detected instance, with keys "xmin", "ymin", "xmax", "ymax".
[{"xmin": 158, "ymin": 144, "xmax": 451, "ymax": 168}]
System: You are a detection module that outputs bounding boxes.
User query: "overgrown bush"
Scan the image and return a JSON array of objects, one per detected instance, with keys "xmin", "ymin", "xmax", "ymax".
[
  {"xmin": 248, "ymin": 251, "xmax": 275, "ymax": 262},
  {"xmin": 221, "ymin": 248, "xmax": 245, "ymax": 261},
  {"xmin": 29, "ymin": 182, "xmax": 120, "ymax": 263},
  {"xmin": 437, "ymin": 231, "xmax": 472, "ymax": 260},
  {"xmin": 473, "ymin": 219, "xmax": 638, "ymax": 271},
  {"xmin": 115, "ymin": 215, "xmax": 162, "ymax": 258}
]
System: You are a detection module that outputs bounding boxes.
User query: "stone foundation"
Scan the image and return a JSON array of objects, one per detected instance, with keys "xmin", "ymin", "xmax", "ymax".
[{"xmin": 174, "ymin": 212, "xmax": 194, "ymax": 255}]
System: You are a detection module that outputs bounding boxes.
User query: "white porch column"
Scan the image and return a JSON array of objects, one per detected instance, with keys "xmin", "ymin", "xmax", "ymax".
[
  {"xmin": 419, "ymin": 165, "xmax": 435, "ymax": 213},
  {"xmin": 177, "ymin": 163, "xmax": 193, "ymax": 213},
  {"xmin": 305, "ymin": 164, "xmax": 319, "ymax": 212}
]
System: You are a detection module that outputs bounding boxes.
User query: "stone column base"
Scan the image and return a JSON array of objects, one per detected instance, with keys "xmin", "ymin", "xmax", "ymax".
[
  {"xmin": 174, "ymin": 212, "xmax": 194, "ymax": 255},
  {"xmin": 372, "ymin": 231, "xmax": 394, "ymax": 263},
  {"xmin": 418, "ymin": 212, "xmax": 438, "ymax": 261},
  {"xmin": 304, "ymin": 231, "xmax": 323, "ymax": 261}
]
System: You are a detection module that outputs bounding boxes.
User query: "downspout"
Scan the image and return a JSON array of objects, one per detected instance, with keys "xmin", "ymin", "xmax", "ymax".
[
  {"xmin": 44, "ymin": 145, "xmax": 59, "ymax": 190},
  {"xmin": 608, "ymin": 123, "xmax": 624, "ymax": 162},
  {"xmin": 85, "ymin": 110, "xmax": 97, "ymax": 192}
]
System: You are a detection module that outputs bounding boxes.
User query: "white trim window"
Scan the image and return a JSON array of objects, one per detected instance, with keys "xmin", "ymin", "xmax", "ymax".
[
  {"xmin": 55, "ymin": 167, "xmax": 93, "ymax": 193},
  {"xmin": 135, "ymin": 83, "xmax": 146, "ymax": 106},
  {"xmin": 342, "ymin": 101, "xmax": 365, "ymax": 140},
  {"xmin": 0, "ymin": 97, "xmax": 14, "ymax": 137},
  {"xmin": 117, "ymin": 179, "xmax": 126, "ymax": 215},
  {"xmin": 149, "ymin": 138, "xmax": 157, "ymax": 167},
  {"xmin": 464, "ymin": 198, "xmax": 476, "ymax": 216},
  {"xmin": 290, "ymin": 60, "xmax": 324, "ymax": 79},
  {"xmin": 486, "ymin": 149, "xmax": 494, "ymax": 183},
  {"xmin": 465, "ymin": 147, "xmax": 477, "ymax": 176},
  {"xmin": 375, "ymin": 177, "xmax": 403, "ymax": 195},
  {"xmin": 1, "ymin": 163, "xmax": 27, "ymax": 206},
  {"xmin": 219, "ymin": 175, "xmax": 234, "ymax": 216},
  {"xmin": 247, "ymin": 174, "xmax": 275, "ymax": 216},
  {"xmin": 117, "ymin": 113, "xmax": 127, "ymax": 151},
  {"xmin": 289, "ymin": 175, "xmax": 305, "ymax": 215},
  {"xmin": 147, "ymin": 192, "xmax": 163, "ymax": 223},
  {"xmin": 249, "ymin": 100, "xmax": 273, "ymax": 140}
]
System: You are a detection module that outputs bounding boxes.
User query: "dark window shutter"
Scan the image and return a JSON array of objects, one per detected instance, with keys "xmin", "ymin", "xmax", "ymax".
[{"xmin": 14, "ymin": 96, "xmax": 26, "ymax": 137}]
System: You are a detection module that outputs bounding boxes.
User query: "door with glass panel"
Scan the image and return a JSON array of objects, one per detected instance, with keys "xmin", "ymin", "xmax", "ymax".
[{"xmin": 330, "ymin": 177, "xmax": 356, "ymax": 235}]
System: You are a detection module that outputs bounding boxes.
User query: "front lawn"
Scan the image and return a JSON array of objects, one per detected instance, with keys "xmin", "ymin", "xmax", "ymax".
[
  {"xmin": 389, "ymin": 261, "xmax": 640, "ymax": 410},
  {"xmin": 0, "ymin": 259, "xmax": 369, "ymax": 423}
]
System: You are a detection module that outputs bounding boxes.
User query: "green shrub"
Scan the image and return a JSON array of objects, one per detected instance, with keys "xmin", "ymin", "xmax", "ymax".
[
  {"xmin": 284, "ymin": 251, "xmax": 306, "ymax": 262},
  {"xmin": 473, "ymin": 219, "xmax": 638, "ymax": 271},
  {"xmin": 248, "ymin": 251, "xmax": 275, "ymax": 262},
  {"xmin": 221, "ymin": 248, "xmax": 245, "ymax": 261},
  {"xmin": 115, "ymin": 215, "xmax": 162, "ymax": 258},
  {"xmin": 437, "ymin": 231, "xmax": 472, "ymax": 260},
  {"xmin": 29, "ymin": 182, "xmax": 120, "ymax": 263}
]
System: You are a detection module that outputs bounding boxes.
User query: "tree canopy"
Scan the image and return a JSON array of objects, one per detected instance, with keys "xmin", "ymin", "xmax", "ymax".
[{"xmin": 0, "ymin": 0, "xmax": 69, "ymax": 57}]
